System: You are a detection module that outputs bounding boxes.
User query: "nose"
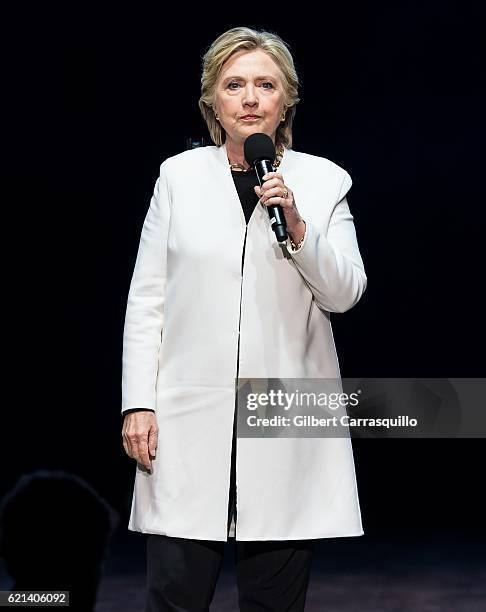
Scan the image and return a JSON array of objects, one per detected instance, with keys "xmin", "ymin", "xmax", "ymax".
[{"xmin": 242, "ymin": 84, "xmax": 258, "ymax": 108}]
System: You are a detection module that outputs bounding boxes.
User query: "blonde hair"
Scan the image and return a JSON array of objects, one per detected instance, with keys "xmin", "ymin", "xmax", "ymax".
[{"xmin": 198, "ymin": 27, "xmax": 300, "ymax": 149}]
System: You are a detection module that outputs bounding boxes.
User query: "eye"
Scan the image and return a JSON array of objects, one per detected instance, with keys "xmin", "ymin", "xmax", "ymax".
[{"xmin": 227, "ymin": 81, "xmax": 275, "ymax": 89}]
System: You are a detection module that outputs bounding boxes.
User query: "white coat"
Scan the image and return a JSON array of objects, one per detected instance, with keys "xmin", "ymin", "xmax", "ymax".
[{"xmin": 122, "ymin": 142, "xmax": 367, "ymax": 541}]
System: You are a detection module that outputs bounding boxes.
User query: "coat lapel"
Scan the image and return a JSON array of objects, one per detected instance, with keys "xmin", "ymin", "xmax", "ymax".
[{"xmin": 215, "ymin": 142, "xmax": 290, "ymax": 231}]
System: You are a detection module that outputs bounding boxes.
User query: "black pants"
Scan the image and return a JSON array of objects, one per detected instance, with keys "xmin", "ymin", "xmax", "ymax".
[
  {"xmin": 146, "ymin": 410, "xmax": 314, "ymax": 611},
  {"xmin": 146, "ymin": 535, "xmax": 314, "ymax": 611}
]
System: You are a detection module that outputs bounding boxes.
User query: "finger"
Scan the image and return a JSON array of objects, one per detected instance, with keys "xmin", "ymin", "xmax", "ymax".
[
  {"xmin": 260, "ymin": 186, "xmax": 287, "ymax": 201},
  {"xmin": 260, "ymin": 196, "xmax": 288, "ymax": 208},
  {"xmin": 136, "ymin": 434, "xmax": 152, "ymax": 471},
  {"xmin": 261, "ymin": 193, "xmax": 295, "ymax": 211},
  {"xmin": 148, "ymin": 426, "xmax": 158, "ymax": 458},
  {"xmin": 122, "ymin": 417, "xmax": 134, "ymax": 457},
  {"xmin": 128, "ymin": 428, "xmax": 146, "ymax": 462},
  {"xmin": 262, "ymin": 172, "xmax": 282, "ymax": 181},
  {"xmin": 140, "ymin": 450, "xmax": 152, "ymax": 471},
  {"xmin": 122, "ymin": 419, "xmax": 132, "ymax": 458},
  {"xmin": 128, "ymin": 435, "xmax": 140, "ymax": 464},
  {"xmin": 260, "ymin": 178, "xmax": 282, "ymax": 191},
  {"xmin": 123, "ymin": 431, "xmax": 133, "ymax": 458},
  {"xmin": 254, "ymin": 185, "xmax": 271, "ymax": 198},
  {"xmin": 255, "ymin": 181, "xmax": 282, "ymax": 201}
]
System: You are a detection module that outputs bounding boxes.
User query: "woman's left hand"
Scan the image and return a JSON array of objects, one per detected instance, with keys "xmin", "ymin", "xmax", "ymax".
[{"xmin": 254, "ymin": 172, "xmax": 305, "ymax": 243}]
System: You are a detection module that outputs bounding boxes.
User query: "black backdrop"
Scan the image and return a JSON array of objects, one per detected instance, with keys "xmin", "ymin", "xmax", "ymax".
[{"xmin": 3, "ymin": 2, "xmax": 485, "ymax": 544}]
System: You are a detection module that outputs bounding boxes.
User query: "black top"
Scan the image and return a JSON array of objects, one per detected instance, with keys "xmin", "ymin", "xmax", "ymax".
[
  {"xmin": 230, "ymin": 167, "xmax": 260, "ymax": 224},
  {"xmin": 122, "ymin": 169, "xmax": 260, "ymax": 418}
]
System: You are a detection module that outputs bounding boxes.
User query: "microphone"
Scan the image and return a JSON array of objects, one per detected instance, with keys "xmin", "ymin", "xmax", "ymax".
[{"xmin": 244, "ymin": 133, "xmax": 288, "ymax": 243}]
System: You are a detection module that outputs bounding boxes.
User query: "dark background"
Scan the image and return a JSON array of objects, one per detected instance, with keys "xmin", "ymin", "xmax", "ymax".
[{"xmin": 3, "ymin": 0, "xmax": 485, "ymax": 588}]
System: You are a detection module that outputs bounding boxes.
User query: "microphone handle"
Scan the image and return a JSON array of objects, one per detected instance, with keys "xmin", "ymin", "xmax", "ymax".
[{"xmin": 254, "ymin": 159, "xmax": 288, "ymax": 243}]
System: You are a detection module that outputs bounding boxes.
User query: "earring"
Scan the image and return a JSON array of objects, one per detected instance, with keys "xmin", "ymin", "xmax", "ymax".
[{"xmin": 281, "ymin": 112, "xmax": 286, "ymax": 122}]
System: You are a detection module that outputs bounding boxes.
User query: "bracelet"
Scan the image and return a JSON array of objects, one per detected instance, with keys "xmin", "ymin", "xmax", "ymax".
[{"xmin": 290, "ymin": 220, "xmax": 306, "ymax": 250}]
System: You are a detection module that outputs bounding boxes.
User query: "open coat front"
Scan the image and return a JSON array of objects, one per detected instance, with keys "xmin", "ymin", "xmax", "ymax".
[{"xmin": 122, "ymin": 143, "xmax": 368, "ymax": 541}]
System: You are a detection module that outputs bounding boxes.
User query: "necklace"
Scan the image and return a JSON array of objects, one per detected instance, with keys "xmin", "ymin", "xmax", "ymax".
[{"xmin": 228, "ymin": 144, "xmax": 285, "ymax": 172}]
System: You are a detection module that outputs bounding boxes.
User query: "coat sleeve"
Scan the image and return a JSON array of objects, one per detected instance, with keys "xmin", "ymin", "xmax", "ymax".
[
  {"xmin": 121, "ymin": 160, "xmax": 171, "ymax": 414},
  {"xmin": 284, "ymin": 169, "xmax": 367, "ymax": 314},
  {"xmin": 121, "ymin": 408, "xmax": 156, "ymax": 419}
]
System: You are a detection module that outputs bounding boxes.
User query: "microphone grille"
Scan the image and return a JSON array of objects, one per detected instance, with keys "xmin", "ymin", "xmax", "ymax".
[{"xmin": 244, "ymin": 133, "xmax": 276, "ymax": 166}]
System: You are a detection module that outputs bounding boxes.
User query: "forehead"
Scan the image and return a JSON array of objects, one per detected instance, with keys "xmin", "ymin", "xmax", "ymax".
[{"xmin": 219, "ymin": 49, "xmax": 282, "ymax": 80}]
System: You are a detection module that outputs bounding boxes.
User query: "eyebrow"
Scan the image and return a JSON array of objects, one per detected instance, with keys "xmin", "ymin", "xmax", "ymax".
[{"xmin": 222, "ymin": 75, "xmax": 278, "ymax": 82}]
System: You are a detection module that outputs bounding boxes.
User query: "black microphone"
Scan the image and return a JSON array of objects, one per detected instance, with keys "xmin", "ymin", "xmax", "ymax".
[{"xmin": 244, "ymin": 133, "xmax": 288, "ymax": 243}]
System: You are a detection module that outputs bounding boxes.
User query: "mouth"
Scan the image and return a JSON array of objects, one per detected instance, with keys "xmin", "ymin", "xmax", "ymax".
[{"xmin": 241, "ymin": 115, "xmax": 261, "ymax": 121}]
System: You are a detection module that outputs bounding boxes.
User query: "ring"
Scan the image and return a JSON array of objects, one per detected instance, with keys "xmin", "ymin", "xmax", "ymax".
[{"xmin": 282, "ymin": 187, "xmax": 288, "ymax": 199}]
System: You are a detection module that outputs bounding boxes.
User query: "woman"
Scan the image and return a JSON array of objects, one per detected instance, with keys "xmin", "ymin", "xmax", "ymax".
[{"xmin": 121, "ymin": 27, "xmax": 367, "ymax": 611}]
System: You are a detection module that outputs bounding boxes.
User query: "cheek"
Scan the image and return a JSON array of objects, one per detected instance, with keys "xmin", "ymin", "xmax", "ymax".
[
  {"xmin": 220, "ymin": 100, "xmax": 239, "ymax": 118},
  {"xmin": 265, "ymin": 100, "xmax": 283, "ymax": 116}
]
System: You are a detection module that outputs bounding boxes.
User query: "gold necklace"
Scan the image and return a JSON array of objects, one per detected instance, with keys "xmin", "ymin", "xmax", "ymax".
[{"xmin": 229, "ymin": 144, "xmax": 285, "ymax": 172}]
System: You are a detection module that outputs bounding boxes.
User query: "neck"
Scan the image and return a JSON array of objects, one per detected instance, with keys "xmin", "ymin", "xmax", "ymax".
[
  {"xmin": 224, "ymin": 135, "xmax": 277, "ymax": 170},
  {"xmin": 225, "ymin": 138, "xmax": 250, "ymax": 170}
]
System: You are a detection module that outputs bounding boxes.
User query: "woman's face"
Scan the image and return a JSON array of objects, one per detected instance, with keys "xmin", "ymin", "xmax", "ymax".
[{"xmin": 213, "ymin": 49, "xmax": 287, "ymax": 147}]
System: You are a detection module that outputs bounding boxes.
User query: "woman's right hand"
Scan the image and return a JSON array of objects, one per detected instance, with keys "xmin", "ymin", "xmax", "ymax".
[{"xmin": 122, "ymin": 411, "xmax": 158, "ymax": 472}]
